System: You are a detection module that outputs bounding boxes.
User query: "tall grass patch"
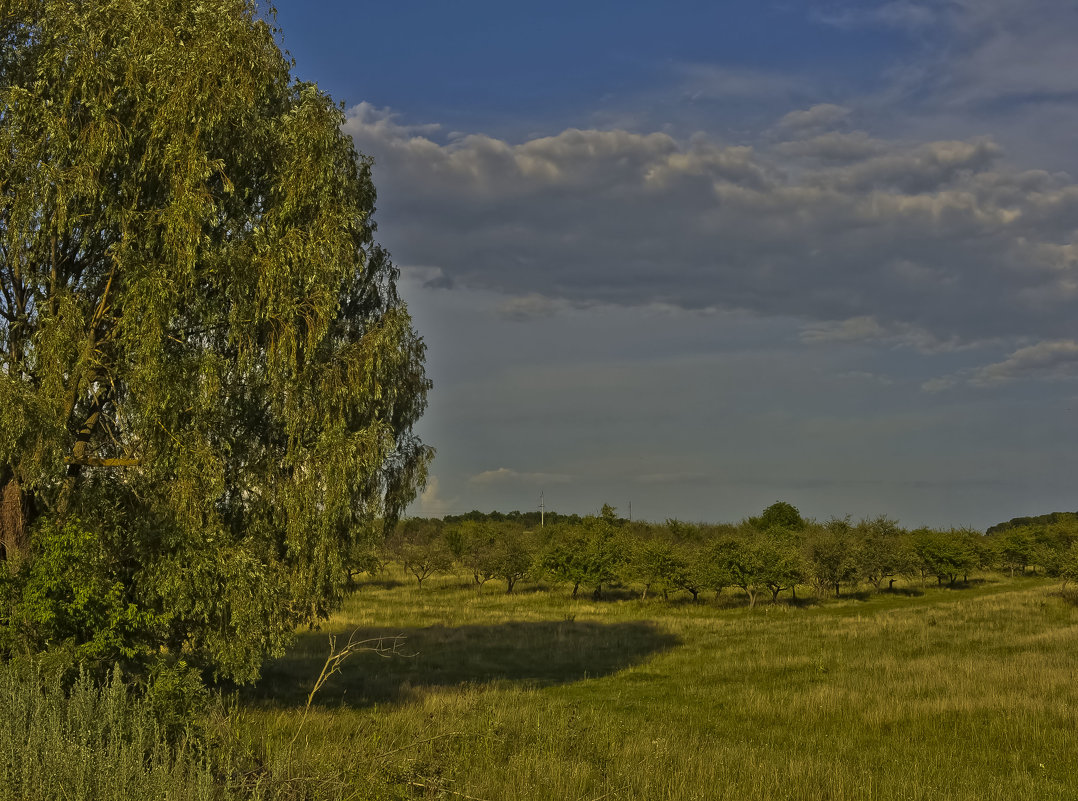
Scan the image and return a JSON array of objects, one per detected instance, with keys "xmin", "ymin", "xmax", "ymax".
[{"xmin": 0, "ymin": 661, "xmax": 227, "ymax": 801}]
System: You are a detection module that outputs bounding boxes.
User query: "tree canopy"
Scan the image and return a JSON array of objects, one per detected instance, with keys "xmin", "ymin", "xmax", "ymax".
[{"xmin": 0, "ymin": 0, "xmax": 431, "ymax": 682}]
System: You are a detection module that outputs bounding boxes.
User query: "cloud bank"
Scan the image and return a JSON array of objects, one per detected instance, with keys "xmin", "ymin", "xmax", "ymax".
[{"xmin": 346, "ymin": 102, "xmax": 1078, "ymax": 383}]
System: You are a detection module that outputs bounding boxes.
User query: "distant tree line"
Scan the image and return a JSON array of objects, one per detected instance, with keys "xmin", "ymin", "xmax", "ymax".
[
  {"xmin": 361, "ymin": 503, "xmax": 1078, "ymax": 606},
  {"xmin": 985, "ymin": 511, "xmax": 1078, "ymax": 535}
]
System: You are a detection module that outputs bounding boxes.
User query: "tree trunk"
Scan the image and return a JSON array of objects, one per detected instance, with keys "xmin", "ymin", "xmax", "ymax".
[
  {"xmin": 571, "ymin": 582, "xmax": 579, "ymax": 598},
  {"xmin": 506, "ymin": 577, "xmax": 516, "ymax": 594},
  {"xmin": 0, "ymin": 478, "xmax": 28, "ymax": 563}
]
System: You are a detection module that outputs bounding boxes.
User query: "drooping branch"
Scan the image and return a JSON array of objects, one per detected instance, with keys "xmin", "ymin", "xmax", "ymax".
[{"xmin": 63, "ymin": 456, "xmax": 142, "ymax": 468}]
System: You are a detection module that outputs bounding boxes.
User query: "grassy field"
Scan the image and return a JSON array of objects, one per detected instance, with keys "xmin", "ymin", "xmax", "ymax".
[{"xmin": 240, "ymin": 572, "xmax": 1078, "ymax": 800}]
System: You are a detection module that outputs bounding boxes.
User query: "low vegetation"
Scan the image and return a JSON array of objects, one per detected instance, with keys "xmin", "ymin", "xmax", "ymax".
[{"xmin": 5, "ymin": 503, "xmax": 1078, "ymax": 800}]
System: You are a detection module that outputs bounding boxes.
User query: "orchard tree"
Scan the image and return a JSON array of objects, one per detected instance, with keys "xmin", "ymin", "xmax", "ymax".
[
  {"xmin": 388, "ymin": 520, "xmax": 451, "ymax": 590},
  {"xmin": 757, "ymin": 531, "xmax": 805, "ymax": 604},
  {"xmin": 0, "ymin": 0, "xmax": 431, "ymax": 681},
  {"xmin": 490, "ymin": 523, "xmax": 535, "ymax": 594},
  {"xmin": 854, "ymin": 516, "xmax": 911, "ymax": 591},
  {"xmin": 716, "ymin": 534, "xmax": 767, "ymax": 608},
  {"xmin": 539, "ymin": 514, "xmax": 624, "ymax": 599},
  {"xmin": 447, "ymin": 519, "xmax": 499, "ymax": 592},
  {"xmin": 805, "ymin": 523, "xmax": 859, "ymax": 597},
  {"xmin": 626, "ymin": 536, "xmax": 682, "ymax": 601}
]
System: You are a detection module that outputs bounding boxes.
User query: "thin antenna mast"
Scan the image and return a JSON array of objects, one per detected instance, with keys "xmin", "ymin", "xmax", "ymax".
[{"xmin": 539, "ymin": 490, "xmax": 545, "ymax": 528}]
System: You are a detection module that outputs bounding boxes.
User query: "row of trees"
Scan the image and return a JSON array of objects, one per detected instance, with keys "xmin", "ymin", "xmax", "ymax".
[{"xmin": 374, "ymin": 503, "xmax": 1078, "ymax": 607}]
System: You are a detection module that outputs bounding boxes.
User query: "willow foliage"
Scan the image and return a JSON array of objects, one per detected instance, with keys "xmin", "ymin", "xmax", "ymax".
[{"xmin": 0, "ymin": 0, "xmax": 432, "ymax": 681}]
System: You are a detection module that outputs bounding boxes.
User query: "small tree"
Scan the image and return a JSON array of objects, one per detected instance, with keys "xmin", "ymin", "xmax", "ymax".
[
  {"xmin": 716, "ymin": 534, "xmax": 767, "ymax": 608},
  {"xmin": 388, "ymin": 519, "xmax": 451, "ymax": 589},
  {"xmin": 1059, "ymin": 543, "xmax": 1078, "ymax": 590},
  {"xmin": 758, "ymin": 531, "xmax": 806, "ymax": 604},
  {"xmin": 626, "ymin": 537, "xmax": 682, "ymax": 601},
  {"xmin": 910, "ymin": 528, "xmax": 978, "ymax": 587},
  {"xmin": 447, "ymin": 520, "xmax": 499, "ymax": 592},
  {"xmin": 538, "ymin": 524, "xmax": 591, "ymax": 598},
  {"xmin": 538, "ymin": 515, "xmax": 624, "ymax": 599},
  {"xmin": 855, "ymin": 516, "xmax": 911, "ymax": 591},
  {"xmin": 805, "ymin": 525, "xmax": 859, "ymax": 597},
  {"xmin": 491, "ymin": 525, "xmax": 536, "ymax": 594}
]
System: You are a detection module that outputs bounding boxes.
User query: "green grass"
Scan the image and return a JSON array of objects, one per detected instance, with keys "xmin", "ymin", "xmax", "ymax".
[{"xmin": 240, "ymin": 572, "xmax": 1078, "ymax": 800}]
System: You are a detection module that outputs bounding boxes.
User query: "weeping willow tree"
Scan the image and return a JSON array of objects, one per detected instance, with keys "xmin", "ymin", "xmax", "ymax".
[{"xmin": 0, "ymin": 0, "xmax": 432, "ymax": 682}]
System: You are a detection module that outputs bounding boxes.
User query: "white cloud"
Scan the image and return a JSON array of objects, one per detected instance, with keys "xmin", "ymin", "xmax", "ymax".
[
  {"xmin": 414, "ymin": 476, "xmax": 458, "ymax": 518},
  {"xmin": 921, "ymin": 339, "xmax": 1078, "ymax": 391},
  {"xmin": 970, "ymin": 340, "xmax": 1078, "ymax": 385},
  {"xmin": 469, "ymin": 468, "xmax": 571, "ymax": 486},
  {"xmin": 775, "ymin": 131, "xmax": 889, "ymax": 163},
  {"xmin": 800, "ymin": 316, "xmax": 970, "ymax": 354},
  {"xmin": 776, "ymin": 104, "xmax": 852, "ymax": 136},
  {"xmin": 815, "ymin": 2, "xmax": 938, "ymax": 30}
]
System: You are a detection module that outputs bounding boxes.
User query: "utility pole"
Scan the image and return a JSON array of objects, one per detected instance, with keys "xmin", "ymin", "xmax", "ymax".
[
  {"xmin": 628, "ymin": 500, "xmax": 632, "ymax": 523},
  {"xmin": 539, "ymin": 490, "xmax": 545, "ymax": 528}
]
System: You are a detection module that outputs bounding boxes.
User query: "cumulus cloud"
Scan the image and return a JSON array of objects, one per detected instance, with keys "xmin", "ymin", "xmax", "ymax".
[
  {"xmin": 776, "ymin": 104, "xmax": 852, "ymax": 136},
  {"xmin": 345, "ymin": 104, "xmax": 1078, "ymax": 351},
  {"xmin": 800, "ymin": 316, "xmax": 970, "ymax": 353},
  {"xmin": 922, "ymin": 340, "xmax": 1078, "ymax": 391},
  {"xmin": 969, "ymin": 340, "xmax": 1078, "ymax": 385},
  {"xmin": 469, "ymin": 468, "xmax": 571, "ymax": 486},
  {"xmin": 774, "ymin": 131, "xmax": 889, "ymax": 163},
  {"xmin": 415, "ymin": 476, "xmax": 458, "ymax": 517}
]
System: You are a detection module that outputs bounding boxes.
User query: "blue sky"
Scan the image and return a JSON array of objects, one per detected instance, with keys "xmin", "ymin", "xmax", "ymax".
[
  {"xmin": 274, "ymin": 2, "xmax": 910, "ymax": 125},
  {"xmin": 271, "ymin": 0, "xmax": 1078, "ymax": 528}
]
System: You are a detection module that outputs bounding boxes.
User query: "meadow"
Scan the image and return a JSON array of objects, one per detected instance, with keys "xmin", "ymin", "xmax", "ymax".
[{"xmin": 238, "ymin": 570, "xmax": 1078, "ymax": 801}]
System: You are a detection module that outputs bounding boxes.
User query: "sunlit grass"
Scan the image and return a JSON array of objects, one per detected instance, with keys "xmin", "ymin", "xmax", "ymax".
[{"xmin": 242, "ymin": 570, "xmax": 1078, "ymax": 800}]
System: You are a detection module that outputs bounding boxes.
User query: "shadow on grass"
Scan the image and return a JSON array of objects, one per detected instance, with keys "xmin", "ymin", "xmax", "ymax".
[
  {"xmin": 246, "ymin": 619, "xmax": 680, "ymax": 709},
  {"xmin": 880, "ymin": 585, "xmax": 925, "ymax": 597},
  {"xmin": 1051, "ymin": 586, "xmax": 1078, "ymax": 607}
]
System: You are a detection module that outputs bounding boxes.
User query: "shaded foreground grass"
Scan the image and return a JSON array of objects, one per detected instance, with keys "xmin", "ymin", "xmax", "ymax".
[{"xmin": 242, "ymin": 574, "xmax": 1078, "ymax": 800}]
